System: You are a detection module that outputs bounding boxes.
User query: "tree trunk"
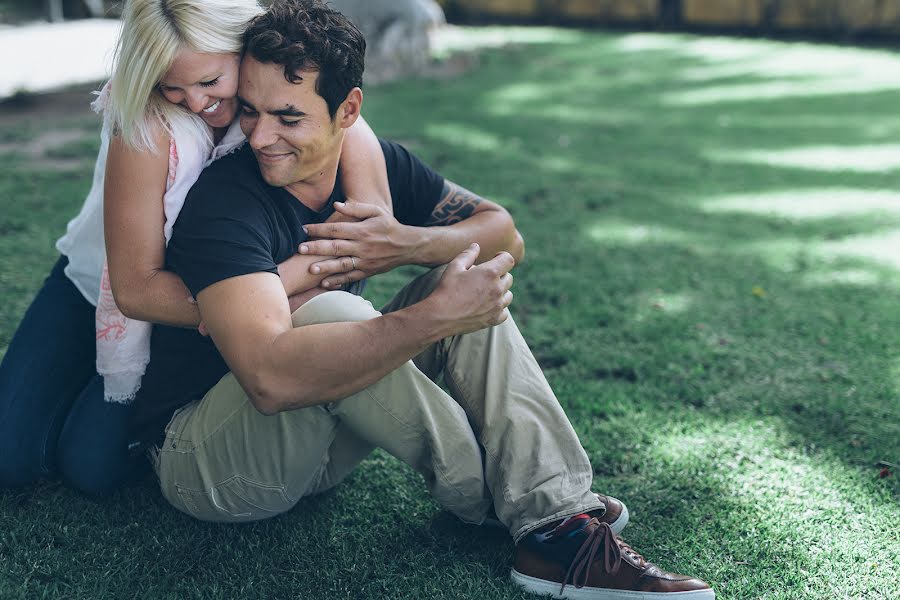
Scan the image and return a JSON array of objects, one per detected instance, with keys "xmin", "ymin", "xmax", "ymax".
[
  {"xmin": 327, "ymin": 0, "xmax": 446, "ymax": 83},
  {"xmin": 46, "ymin": 0, "xmax": 65, "ymax": 22}
]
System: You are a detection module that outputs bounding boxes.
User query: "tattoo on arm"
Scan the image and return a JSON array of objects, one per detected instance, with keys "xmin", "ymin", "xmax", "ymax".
[{"xmin": 425, "ymin": 181, "xmax": 483, "ymax": 226}]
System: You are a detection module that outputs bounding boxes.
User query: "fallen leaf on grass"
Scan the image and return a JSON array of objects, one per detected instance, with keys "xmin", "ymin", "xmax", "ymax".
[
  {"xmin": 878, "ymin": 467, "xmax": 891, "ymax": 478},
  {"xmin": 751, "ymin": 286, "xmax": 767, "ymax": 298}
]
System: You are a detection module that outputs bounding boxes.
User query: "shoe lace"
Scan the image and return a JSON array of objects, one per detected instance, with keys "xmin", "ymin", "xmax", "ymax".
[{"xmin": 560, "ymin": 519, "xmax": 648, "ymax": 594}]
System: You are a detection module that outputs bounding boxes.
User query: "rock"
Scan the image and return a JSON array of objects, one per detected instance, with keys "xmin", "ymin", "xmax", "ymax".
[{"xmin": 328, "ymin": 0, "xmax": 446, "ymax": 83}]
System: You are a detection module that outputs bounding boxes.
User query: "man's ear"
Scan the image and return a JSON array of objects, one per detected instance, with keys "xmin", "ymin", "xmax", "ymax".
[{"xmin": 337, "ymin": 87, "xmax": 363, "ymax": 130}]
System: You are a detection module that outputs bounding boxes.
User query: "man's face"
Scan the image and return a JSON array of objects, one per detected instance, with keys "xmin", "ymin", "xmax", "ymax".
[{"xmin": 238, "ymin": 56, "xmax": 344, "ymax": 190}]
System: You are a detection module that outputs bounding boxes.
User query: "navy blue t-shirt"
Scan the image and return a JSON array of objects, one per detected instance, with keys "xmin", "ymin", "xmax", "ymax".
[{"xmin": 129, "ymin": 139, "xmax": 444, "ymax": 444}]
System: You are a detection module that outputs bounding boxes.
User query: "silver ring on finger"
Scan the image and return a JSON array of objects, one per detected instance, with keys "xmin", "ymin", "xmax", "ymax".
[{"xmin": 351, "ymin": 256, "xmax": 358, "ymax": 270}]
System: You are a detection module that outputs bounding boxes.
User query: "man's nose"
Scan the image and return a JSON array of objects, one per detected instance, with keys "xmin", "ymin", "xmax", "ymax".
[
  {"xmin": 247, "ymin": 116, "xmax": 277, "ymax": 149},
  {"xmin": 185, "ymin": 90, "xmax": 208, "ymax": 114}
]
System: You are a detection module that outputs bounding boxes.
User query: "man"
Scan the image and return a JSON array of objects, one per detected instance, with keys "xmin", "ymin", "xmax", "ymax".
[{"xmin": 132, "ymin": 1, "xmax": 715, "ymax": 598}]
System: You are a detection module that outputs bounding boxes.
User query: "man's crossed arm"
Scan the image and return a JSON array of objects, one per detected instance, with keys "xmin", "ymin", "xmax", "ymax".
[{"xmin": 196, "ymin": 244, "xmax": 514, "ymax": 415}]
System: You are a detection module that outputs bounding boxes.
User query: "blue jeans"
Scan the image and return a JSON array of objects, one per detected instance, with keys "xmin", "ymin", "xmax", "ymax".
[{"xmin": 0, "ymin": 256, "xmax": 144, "ymax": 494}]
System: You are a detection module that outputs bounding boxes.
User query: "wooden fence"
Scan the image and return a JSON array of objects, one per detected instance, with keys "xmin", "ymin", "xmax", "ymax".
[{"xmin": 437, "ymin": 0, "xmax": 900, "ymax": 37}]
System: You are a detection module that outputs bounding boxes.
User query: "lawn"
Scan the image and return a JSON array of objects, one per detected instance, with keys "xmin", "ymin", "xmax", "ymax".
[{"xmin": 1, "ymin": 27, "xmax": 898, "ymax": 599}]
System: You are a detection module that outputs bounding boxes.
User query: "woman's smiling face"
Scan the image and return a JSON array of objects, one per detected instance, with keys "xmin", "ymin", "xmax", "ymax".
[{"xmin": 158, "ymin": 48, "xmax": 241, "ymax": 129}]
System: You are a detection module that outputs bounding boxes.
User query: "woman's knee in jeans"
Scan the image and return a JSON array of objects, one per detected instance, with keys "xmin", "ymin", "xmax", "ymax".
[
  {"xmin": 56, "ymin": 438, "xmax": 133, "ymax": 496},
  {"xmin": 56, "ymin": 416, "xmax": 135, "ymax": 496},
  {"xmin": 291, "ymin": 291, "xmax": 380, "ymax": 327}
]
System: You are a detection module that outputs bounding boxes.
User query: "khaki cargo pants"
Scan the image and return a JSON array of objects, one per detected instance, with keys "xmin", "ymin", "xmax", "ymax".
[{"xmin": 154, "ymin": 268, "xmax": 602, "ymax": 542}]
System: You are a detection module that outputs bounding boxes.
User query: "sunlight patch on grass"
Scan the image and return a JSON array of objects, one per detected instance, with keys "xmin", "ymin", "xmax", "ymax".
[
  {"xmin": 887, "ymin": 357, "xmax": 900, "ymax": 397},
  {"xmin": 821, "ymin": 230, "xmax": 900, "ymax": 271},
  {"xmin": 666, "ymin": 76, "xmax": 900, "ymax": 105},
  {"xmin": 801, "ymin": 268, "xmax": 881, "ymax": 287},
  {"xmin": 727, "ymin": 114, "xmax": 900, "ymax": 135},
  {"xmin": 588, "ymin": 220, "xmax": 690, "ymax": 246},
  {"xmin": 650, "ymin": 420, "xmax": 895, "ymax": 566},
  {"xmin": 430, "ymin": 25, "xmax": 580, "ymax": 59},
  {"xmin": 633, "ymin": 291, "xmax": 694, "ymax": 321},
  {"xmin": 648, "ymin": 421, "xmax": 898, "ymax": 600},
  {"xmin": 702, "ymin": 188, "xmax": 900, "ymax": 219},
  {"xmin": 614, "ymin": 34, "xmax": 900, "ymax": 105},
  {"xmin": 527, "ymin": 105, "xmax": 641, "ymax": 125},
  {"xmin": 424, "ymin": 123, "xmax": 502, "ymax": 152},
  {"xmin": 741, "ymin": 229, "xmax": 900, "ymax": 273},
  {"xmin": 489, "ymin": 82, "xmax": 547, "ymax": 104},
  {"xmin": 708, "ymin": 145, "xmax": 900, "ymax": 173}
]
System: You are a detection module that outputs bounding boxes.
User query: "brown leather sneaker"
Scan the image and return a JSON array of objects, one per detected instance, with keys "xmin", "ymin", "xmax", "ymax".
[
  {"xmin": 592, "ymin": 494, "xmax": 628, "ymax": 535},
  {"xmin": 483, "ymin": 494, "xmax": 629, "ymax": 535},
  {"xmin": 512, "ymin": 517, "xmax": 714, "ymax": 599}
]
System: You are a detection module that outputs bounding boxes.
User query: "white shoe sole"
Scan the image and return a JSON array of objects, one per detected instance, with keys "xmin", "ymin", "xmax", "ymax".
[
  {"xmin": 606, "ymin": 499, "xmax": 629, "ymax": 535},
  {"xmin": 484, "ymin": 497, "xmax": 630, "ymax": 535},
  {"xmin": 510, "ymin": 569, "xmax": 716, "ymax": 600}
]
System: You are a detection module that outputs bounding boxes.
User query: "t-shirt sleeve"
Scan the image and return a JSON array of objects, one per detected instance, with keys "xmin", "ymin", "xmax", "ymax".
[
  {"xmin": 166, "ymin": 177, "xmax": 279, "ymax": 297},
  {"xmin": 379, "ymin": 139, "xmax": 445, "ymax": 227}
]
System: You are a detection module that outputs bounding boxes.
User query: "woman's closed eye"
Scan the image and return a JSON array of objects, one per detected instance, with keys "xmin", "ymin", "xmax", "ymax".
[{"xmin": 199, "ymin": 77, "xmax": 221, "ymax": 88}]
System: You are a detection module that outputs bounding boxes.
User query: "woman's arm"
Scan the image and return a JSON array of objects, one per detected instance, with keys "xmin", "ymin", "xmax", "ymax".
[
  {"xmin": 104, "ymin": 129, "xmax": 202, "ymax": 328},
  {"xmin": 337, "ymin": 115, "xmax": 392, "ymax": 216},
  {"xmin": 105, "ymin": 131, "xmax": 329, "ymax": 327}
]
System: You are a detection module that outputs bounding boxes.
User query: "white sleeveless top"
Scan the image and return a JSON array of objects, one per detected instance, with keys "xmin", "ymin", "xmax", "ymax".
[
  {"xmin": 55, "ymin": 92, "xmax": 245, "ymax": 306},
  {"xmin": 55, "ymin": 112, "xmax": 114, "ymax": 306}
]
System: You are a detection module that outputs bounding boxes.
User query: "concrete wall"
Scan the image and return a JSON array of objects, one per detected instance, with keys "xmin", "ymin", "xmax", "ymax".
[{"xmin": 440, "ymin": 0, "xmax": 900, "ymax": 36}]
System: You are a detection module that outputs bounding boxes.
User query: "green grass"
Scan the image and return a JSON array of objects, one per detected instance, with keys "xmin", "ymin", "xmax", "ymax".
[{"xmin": 1, "ymin": 28, "xmax": 899, "ymax": 599}]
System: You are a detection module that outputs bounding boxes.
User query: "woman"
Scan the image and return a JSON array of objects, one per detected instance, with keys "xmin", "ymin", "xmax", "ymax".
[{"xmin": 0, "ymin": 0, "xmax": 390, "ymax": 495}]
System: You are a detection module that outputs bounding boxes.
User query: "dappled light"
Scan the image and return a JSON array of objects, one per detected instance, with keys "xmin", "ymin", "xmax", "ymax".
[
  {"xmin": 801, "ymin": 268, "xmax": 881, "ymax": 287},
  {"xmin": 633, "ymin": 291, "xmax": 694, "ymax": 321},
  {"xmin": 649, "ymin": 419, "xmax": 895, "ymax": 562},
  {"xmin": 588, "ymin": 220, "xmax": 691, "ymax": 245},
  {"xmin": 701, "ymin": 188, "xmax": 900, "ymax": 219},
  {"xmin": 613, "ymin": 34, "xmax": 900, "ymax": 104},
  {"xmin": 489, "ymin": 82, "xmax": 548, "ymax": 104},
  {"xmin": 735, "ymin": 229, "xmax": 900, "ymax": 273},
  {"xmin": 424, "ymin": 123, "xmax": 503, "ymax": 152},
  {"xmin": 821, "ymin": 229, "xmax": 900, "ymax": 271},
  {"xmin": 708, "ymin": 144, "xmax": 900, "ymax": 173},
  {"xmin": 430, "ymin": 25, "xmax": 582, "ymax": 59}
]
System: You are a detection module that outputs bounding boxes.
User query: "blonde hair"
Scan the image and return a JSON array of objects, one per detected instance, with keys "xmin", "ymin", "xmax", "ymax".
[{"xmin": 106, "ymin": 0, "xmax": 263, "ymax": 151}]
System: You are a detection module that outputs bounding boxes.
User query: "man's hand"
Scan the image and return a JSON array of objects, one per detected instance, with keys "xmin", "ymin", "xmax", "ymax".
[
  {"xmin": 301, "ymin": 201, "xmax": 420, "ymax": 288},
  {"xmin": 426, "ymin": 243, "xmax": 515, "ymax": 336}
]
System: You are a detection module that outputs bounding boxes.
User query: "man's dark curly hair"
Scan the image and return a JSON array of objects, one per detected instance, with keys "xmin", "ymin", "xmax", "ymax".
[{"xmin": 242, "ymin": 0, "xmax": 366, "ymax": 119}]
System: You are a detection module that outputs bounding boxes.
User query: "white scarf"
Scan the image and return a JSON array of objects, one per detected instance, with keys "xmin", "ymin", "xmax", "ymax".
[{"xmin": 93, "ymin": 86, "xmax": 246, "ymax": 403}]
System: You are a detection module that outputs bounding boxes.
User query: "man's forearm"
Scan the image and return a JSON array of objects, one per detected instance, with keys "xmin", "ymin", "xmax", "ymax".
[
  {"xmin": 410, "ymin": 209, "xmax": 523, "ymax": 266},
  {"xmin": 253, "ymin": 298, "xmax": 451, "ymax": 414}
]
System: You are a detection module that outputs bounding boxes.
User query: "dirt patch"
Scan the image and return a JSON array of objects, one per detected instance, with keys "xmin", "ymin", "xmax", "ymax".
[
  {"xmin": 0, "ymin": 82, "xmax": 100, "ymax": 127},
  {"xmin": 0, "ymin": 82, "xmax": 101, "ymax": 170},
  {"xmin": 0, "ymin": 127, "xmax": 95, "ymax": 171}
]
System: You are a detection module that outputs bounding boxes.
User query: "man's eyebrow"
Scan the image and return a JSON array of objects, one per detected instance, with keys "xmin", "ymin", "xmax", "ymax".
[
  {"xmin": 236, "ymin": 97, "xmax": 305, "ymax": 118},
  {"xmin": 273, "ymin": 105, "xmax": 305, "ymax": 117}
]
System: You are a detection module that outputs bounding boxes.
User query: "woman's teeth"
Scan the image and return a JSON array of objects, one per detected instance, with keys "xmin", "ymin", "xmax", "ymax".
[{"xmin": 203, "ymin": 100, "xmax": 221, "ymax": 114}]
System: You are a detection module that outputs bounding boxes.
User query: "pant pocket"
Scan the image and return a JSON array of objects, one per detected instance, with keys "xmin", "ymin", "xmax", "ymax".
[{"xmin": 193, "ymin": 475, "xmax": 294, "ymax": 523}]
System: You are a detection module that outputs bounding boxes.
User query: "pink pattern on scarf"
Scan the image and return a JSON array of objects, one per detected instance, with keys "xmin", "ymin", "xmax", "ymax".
[
  {"xmin": 95, "ymin": 138, "xmax": 179, "ymax": 342},
  {"xmin": 166, "ymin": 137, "xmax": 179, "ymax": 190}
]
